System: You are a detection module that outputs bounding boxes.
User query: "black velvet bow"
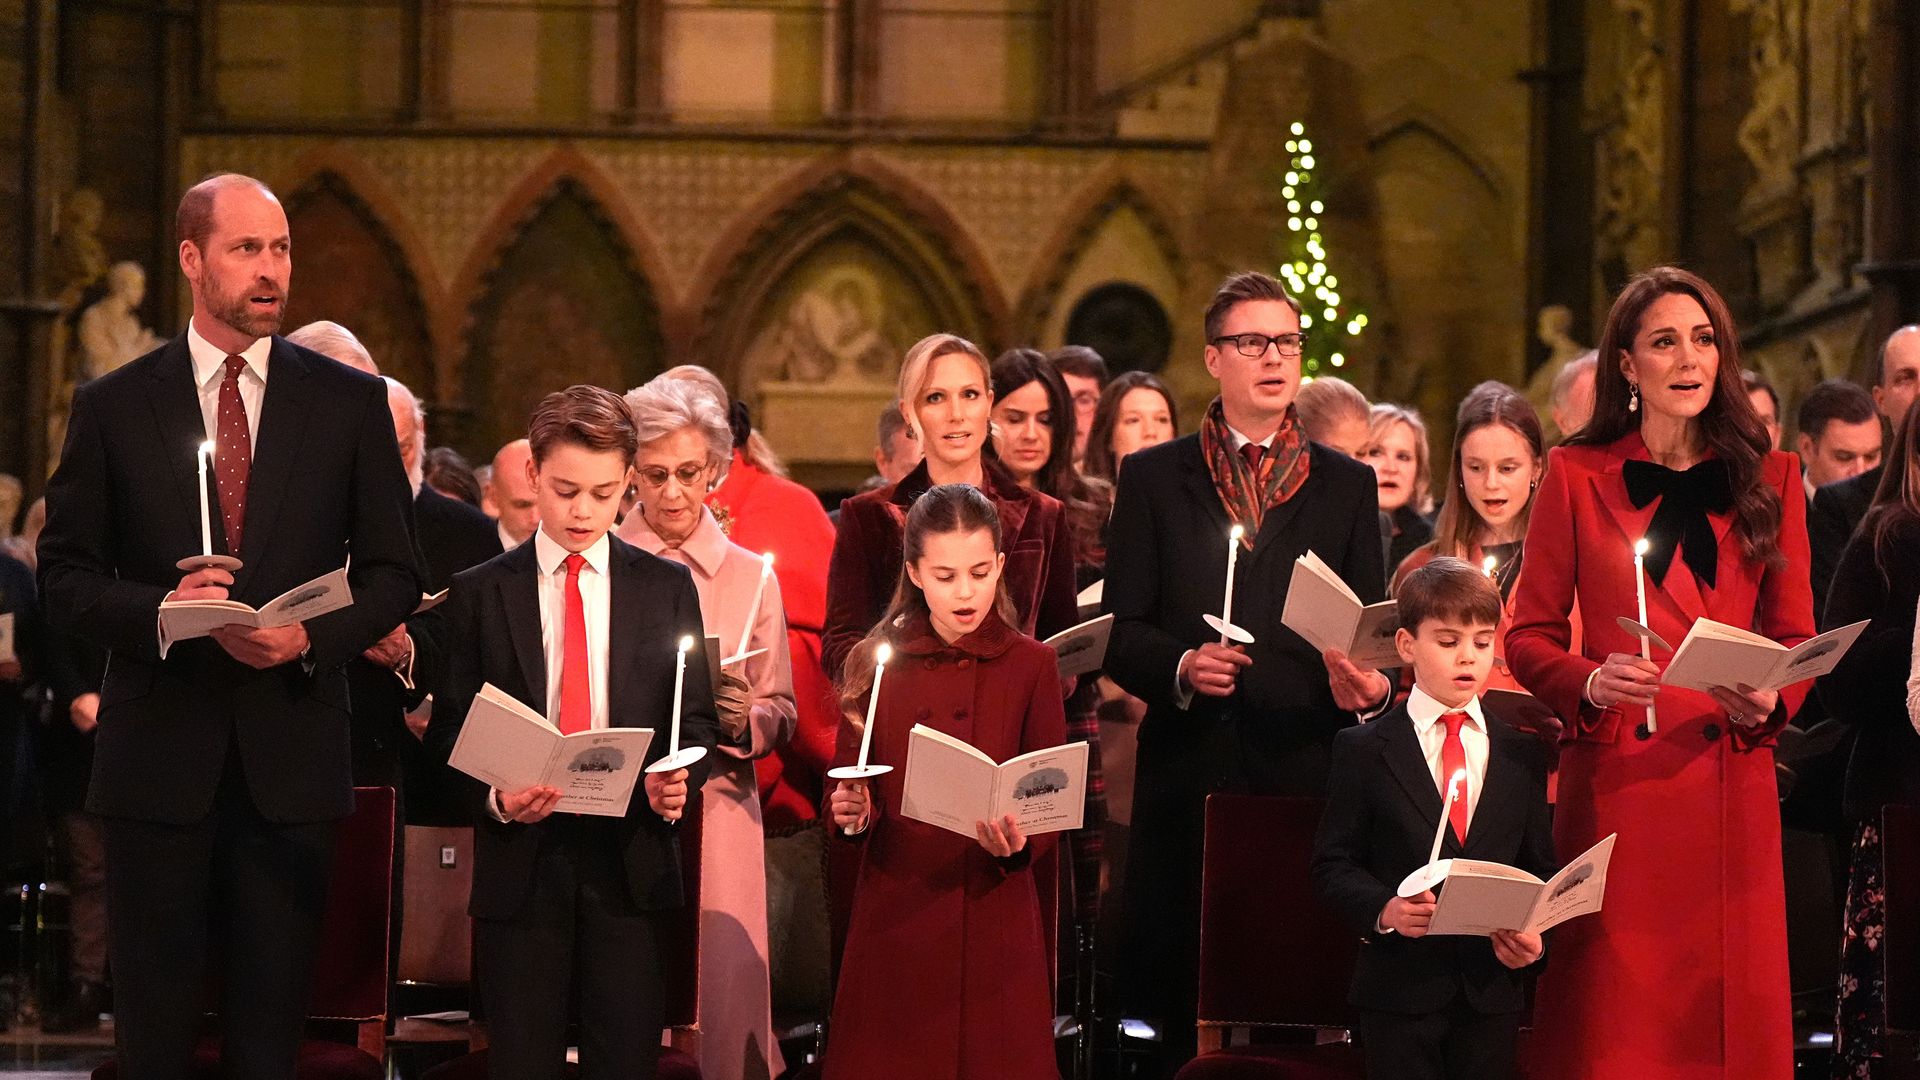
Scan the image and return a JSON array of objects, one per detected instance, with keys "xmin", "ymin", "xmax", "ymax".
[{"xmin": 1623, "ymin": 458, "xmax": 1733, "ymax": 588}]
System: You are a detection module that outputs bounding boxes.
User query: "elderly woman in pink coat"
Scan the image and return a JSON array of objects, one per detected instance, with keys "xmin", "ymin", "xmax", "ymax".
[{"xmin": 620, "ymin": 374, "xmax": 794, "ymax": 1080}]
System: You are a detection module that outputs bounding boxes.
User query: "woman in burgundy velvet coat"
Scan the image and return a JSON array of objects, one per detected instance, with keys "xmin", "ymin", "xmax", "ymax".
[
  {"xmin": 1507, "ymin": 267, "xmax": 1815, "ymax": 1080},
  {"xmin": 824, "ymin": 484, "xmax": 1066, "ymax": 1080},
  {"xmin": 824, "ymin": 333, "xmax": 1078, "ymax": 683}
]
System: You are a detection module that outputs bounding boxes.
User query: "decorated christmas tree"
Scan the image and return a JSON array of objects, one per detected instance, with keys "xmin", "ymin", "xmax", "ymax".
[{"xmin": 1276, "ymin": 121, "xmax": 1367, "ymax": 378}]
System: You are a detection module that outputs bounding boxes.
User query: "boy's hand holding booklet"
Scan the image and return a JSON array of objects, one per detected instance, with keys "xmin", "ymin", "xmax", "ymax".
[
  {"xmin": 159, "ymin": 567, "xmax": 353, "ymax": 654},
  {"xmin": 448, "ymin": 683, "xmax": 654, "ymax": 817},
  {"xmin": 1400, "ymin": 834, "xmax": 1617, "ymax": 937},
  {"xmin": 900, "ymin": 725, "xmax": 1090, "ymax": 838},
  {"xmin": 1281, "ymin": 551, "xmax": 1401, "ymax": 668}
]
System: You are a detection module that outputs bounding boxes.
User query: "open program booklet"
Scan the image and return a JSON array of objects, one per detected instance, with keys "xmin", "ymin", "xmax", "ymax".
[
  {"xmin": 159, "ymin": 567, "xmax": 353, "ymax": 651},
  {"xmin": 1663, "ymin": 618, "xmax": 1868, "ymax": 694},
  {"xmin": 1280, "ymin": 551, "xmax": 1401, "ymax": 668},
  {"xmin": 1426, "ymin": 834, "xmax": 1617, "ymax": 937},
  {"xmin": 1045, "ymin": 614, "xmax": 1114, "ymax": 680},
  {"xmin": 447, "ymin": 683, "xmax": 654, "ymax": 817},
  {"xmin": 900, "ymin": 724, "xmax": 1089, "ymax": 838}
]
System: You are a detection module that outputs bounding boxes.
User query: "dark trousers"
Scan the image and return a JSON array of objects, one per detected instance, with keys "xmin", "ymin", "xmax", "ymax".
[
  {"xmin": 1357, "ymin": 1000, "xmax": 1520, "ymax": 1080},
  {"xmin": 102, "ymin": 754, "xmax": 337, "ymax": 1080},
  {"xmin": 61, "ymin": 810, "xmax": 109, "ymax": 983},
  {"xmin": 476, "ymin": 816, "xmax": 663, "ymax": 1080}
]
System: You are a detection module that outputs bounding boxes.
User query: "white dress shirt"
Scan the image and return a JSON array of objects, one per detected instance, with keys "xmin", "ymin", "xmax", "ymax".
[
  {"xmin": 186, "ymin": 318, "xmax": 269, "ymax": 451},
  {"xmin": 1405, "ymin": 684, "xmax": 1490, "ymax": 833},
  {"xmin": 498, "ymin": 520, "xmax": 520, "ymax": 554},
  {"xmin": 533, "ymin": 528, "xmax": 611, "ymax": 731}
]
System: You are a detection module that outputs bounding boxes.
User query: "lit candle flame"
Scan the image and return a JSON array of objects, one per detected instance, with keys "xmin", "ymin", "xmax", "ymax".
[
  {"xmin": 200, "ymin": 440, "xmax": 216, "ymax": 456},
  {"xmin": 1229, "ymin": 523, "xmax": 1245, "ymax": 541},
  {"xmin": 678, "ymin": 635, "xmax": 695, "ymax": 652},
  {"xmin": 1634, "ymin": 538, "xmax": 1650, "ymax": 557},
  {"xmin": 875, "ymin": 642, "xmax": 893, "ymax": 666},
  {"xmin": 1483, "ymin": 555, "xmax": 1497, "ymax": 577}
]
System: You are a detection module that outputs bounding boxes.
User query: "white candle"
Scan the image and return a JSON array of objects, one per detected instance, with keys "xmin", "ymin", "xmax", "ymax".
[
  {"xmin": 1220, "ymin": 523, "xmax": 1246, "ymax": 642},
  {"xmin": 735, "ymin": 552, "xmax": 774, "ymax": 659},
  {"xmin": 855, "ymin": 643, "xmax": 893, "ymax": 769},
  {"xmin": 669, "ymin": 635, "xmax": 694, "ymax": 755},
  {"xmin": 1633, "ymin": 538, "xmax": 1656, "ymax": 733},
  {"xmin": 1429, "ymin": 768, "xmax": 1467, "ymax": 867},
  {"xmin": 197, "ymin": 441, "xmax": 215, "ymax": 558}
]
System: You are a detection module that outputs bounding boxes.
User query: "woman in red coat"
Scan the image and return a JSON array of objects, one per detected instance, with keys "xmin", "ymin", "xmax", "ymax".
[
  {"xmin": 1507, "ymin": 267, "xmax": 1815, "ymax": 1080},
  {"xmin": 826, "ymin": 484, "xmax": 1066, "ymax": 1080},
  {"xmin": 824, "ymin": 333, "xmax": 1078, "ymax": 682},
  {"xmin": 662, "ymin": 364, "xmax": 841, "ymax": 827}
]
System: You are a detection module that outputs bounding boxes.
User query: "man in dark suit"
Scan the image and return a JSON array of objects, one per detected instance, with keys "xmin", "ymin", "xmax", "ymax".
[
  {"xmin": 37, "ymin": 173, "xmax": 420, "ymax": 1079},
  {"xmin": 1810, "ymin": 324, "xmax": 1920, "ymax": 614},
  {"xmin": 1312, "ymin": 558, "xmax": 1556, "ymax": 1080},
  {"xmin": 425, "ymin": 386, "xmax": 717, "ymax": 1080},
  {"xmin": 1104, "ymin": 271, "xmax": 1393, "ymax": 1072}
]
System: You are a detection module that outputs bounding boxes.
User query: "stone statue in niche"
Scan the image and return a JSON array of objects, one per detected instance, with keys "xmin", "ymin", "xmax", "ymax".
[
  {"xmin": 78, "ymin": 262, "xmax": 164, "ymax": 380},
  {"xmin": 1525, "ymin": 304, "xmax": 1591, "ymax": 429},
  {"xmin": 752, "ymin": 267, "xmax": 896, "ymax": 386},
  {"xmin": 1597, "ymin": 0, "xmax": 1664, "ymax": 273},
  {"xmin": 1732, "ymin": 0, "xmax": 1803, "ymax": 198}
]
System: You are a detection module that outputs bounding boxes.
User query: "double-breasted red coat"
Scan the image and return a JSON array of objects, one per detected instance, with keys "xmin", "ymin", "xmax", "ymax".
[
  {"xmin": 1506, "ymin": 430, "xmax": 1814, "ymax": 1080},
  {"xmin": 823, "ymin": 612, "xmax": 1066, "ymax": 1080}
]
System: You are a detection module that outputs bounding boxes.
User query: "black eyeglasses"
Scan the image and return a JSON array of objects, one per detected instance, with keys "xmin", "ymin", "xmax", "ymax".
[{"xmin": 1211, "ymin": 332, "xmax": 1308, "ymax": 358}]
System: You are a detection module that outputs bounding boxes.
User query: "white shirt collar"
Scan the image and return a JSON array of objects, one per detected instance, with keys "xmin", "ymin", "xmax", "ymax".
[
  {"xmin": 1224, "ymin": 423, "xmax": 1276, "ymax": 452},
  {"xmin": 187, "ymin": 317, "xmax": 271, "ymax": 388},
  {"xmin": 1406, "ymin": 683, "xmax": 1486, "ymax": 735},
  {"xmin": 533, "ymin": 527, "xmax": 611, "ymax": 578}
]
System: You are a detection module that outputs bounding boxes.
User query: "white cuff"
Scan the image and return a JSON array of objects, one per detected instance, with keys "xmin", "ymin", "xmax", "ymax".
[
  {"xmin": 486, "ymin": 788, "xmax": 510, "ymax": 823},
  {"xmin": 394, "ymin": 633, "xmax": 417, "ymax": 691},
  {"xmin": 1173, "ymin": 649, "xmax": 1197, "ymax": 709}
]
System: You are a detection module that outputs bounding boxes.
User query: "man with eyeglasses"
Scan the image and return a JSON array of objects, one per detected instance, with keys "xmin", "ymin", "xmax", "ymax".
[{"xmin": 1103, "ymin": 270, "xmax": 1390, "ymax": 1074}]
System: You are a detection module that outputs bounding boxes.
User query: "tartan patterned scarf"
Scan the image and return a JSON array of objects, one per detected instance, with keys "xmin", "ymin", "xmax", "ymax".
[{"xmin": 1200, "ymin": 397, "xmax": 1312, "ymax": 549}]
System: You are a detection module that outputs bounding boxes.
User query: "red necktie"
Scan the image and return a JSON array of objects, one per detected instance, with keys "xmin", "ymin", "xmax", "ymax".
[
  {"xmin": 1241, "ymin": 441, "xmax": 1266, "ymax": 472},
  {"xmin": 558, "ymin": 553, "xmax": 591, "ymax": 735},
  {"xmin": 1440, "ymin": 711, "xmax": 1470, "ymax": 844},
  {"xmin": 215, "ymin": 355, "xmax": 253, "ymax": 556}
]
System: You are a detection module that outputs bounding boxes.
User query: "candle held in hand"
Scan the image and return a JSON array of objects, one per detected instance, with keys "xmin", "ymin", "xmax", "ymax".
[
  {"xmin": 734, "ymin": 552, "xmax": 774, "ymax": 660},
  {"xmin": 668, "ymin": 634, "xmax": 694, "ymax": 754},
  {"xmin": 1220, "ymin": 523, "xmax": 1246, "ymax": 644},
  {"xmin": 1429, "ymin": 768, "xmax": 1468, "ymax": 867},
  {"xmin": 197, "ymin": 441, "xmax": 215, "ymax": 558},
  {"xmin": 1632, "ymin": 538, "xmax": 1656, "ymax": 734},
  {"xmin": 855, "ymin": 642, "xmax": 893, "ymax": 769}
]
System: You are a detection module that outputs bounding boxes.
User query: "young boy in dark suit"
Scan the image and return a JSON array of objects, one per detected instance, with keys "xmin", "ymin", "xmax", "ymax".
[
  {"xmin": 1312, "ymin": 556, "xmax": 1557, "ymax": 1080},
  {"xmin": 426, "ymin": 385, "xmax": 719, "ymax": 1080}
]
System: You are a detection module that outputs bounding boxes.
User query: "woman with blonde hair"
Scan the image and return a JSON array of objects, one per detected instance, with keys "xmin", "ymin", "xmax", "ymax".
[
  {"xmin": 1363, "ymin": 402, "xmax": 1436, "ymax": 573},
  {"xmin": 823, "ymin": 333, "xmax": 1078, "ymax": 681}
]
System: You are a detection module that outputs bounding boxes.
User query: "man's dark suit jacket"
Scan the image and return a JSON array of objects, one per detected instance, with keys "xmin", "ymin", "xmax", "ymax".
[
  {"xmin": 1103, "ymin": 433, "xmax": 1387, "ymax": 1029},
  {"xmin": 1809, "ymin": 464, "xmax": 1881, "ymax": 619},
  {"xmin": 423, "ymin": 534, "xmax": 720, "ymax": 920},
  {"xmin": 37, "ymin": 335, "xmax": 422, "ymax": 825},
  {"xmin": 1312, "ymin": 700, "xmax": 1557, "ymax": 1015}
]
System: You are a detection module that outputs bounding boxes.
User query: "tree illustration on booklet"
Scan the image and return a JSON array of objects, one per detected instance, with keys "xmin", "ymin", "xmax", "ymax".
[{"xmin": 1276, "ymin": 121, "xmax": 1367, "ymax": 378}]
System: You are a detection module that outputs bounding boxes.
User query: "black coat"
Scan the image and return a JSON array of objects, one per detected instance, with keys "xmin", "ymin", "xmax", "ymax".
[
  {"xmin": 422, "ymin": 535, "xmax": 720, "ymax": 919},
  {"xmin": 1816, "ymin": 514, "xmax": 1920, "ymax": 821},
  {"xmin": 1311, "ymin": 701, "xmax": 1557, "ymax": 1015},
  {"xmin": 1809, "ymin": 464, "xmax": 1880, "ymax": 620},
  {"xmin": 37, "ymin": 335, "xmax": 422, "ymax": 825},
  {"xmin": 1103, "ymin": 433, "xmax": 1386, "ymax": 1026}
]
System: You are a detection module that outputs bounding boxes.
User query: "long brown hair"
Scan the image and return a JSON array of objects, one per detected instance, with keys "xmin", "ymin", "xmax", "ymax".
[
  {"xmin": 1863, "ymin": 396, "xmax": 1920, "ymax": 580},
  {"xmin": 837, "ymin": 484, "xmax": 1019, "ymax": 713},
  {"xmin": 990, "ymin": 348, "xmax": 1112, "ymax": 565},
  {"xmin": 1570, "ymin": 266, "xmax": 1783, "ymax": 569},
  {"xmin": 1429, "ymin": 382, "xmax": 1545, "ymax": 559},
  {"xmin": 1083, "ymin": 371, "xmax": 1178, "ymax": 483}
]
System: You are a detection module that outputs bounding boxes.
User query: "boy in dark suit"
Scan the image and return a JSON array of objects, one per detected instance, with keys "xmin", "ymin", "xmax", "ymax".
[
  {"xmin": 1312, "ymin": 556, "xmax": 1556, "ymax": 1080},
  {"xmin": 426, "ymin": 385, "xmax": 719, "ymax": 1080}
]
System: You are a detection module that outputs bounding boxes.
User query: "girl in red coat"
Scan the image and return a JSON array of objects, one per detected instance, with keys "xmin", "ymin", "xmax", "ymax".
[
  {"xmin": 1507, "ymin": 267, "xmax": 1815, "ymax": 1080},
  {"xmin": 825, "ymin": 483, "xmax": 1066, "ymax": 1080}
]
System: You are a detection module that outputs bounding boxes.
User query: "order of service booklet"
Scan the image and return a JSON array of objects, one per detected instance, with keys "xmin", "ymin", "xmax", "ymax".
[
  {"xmin": 447, "ymin": 682, "xmax": 654, "ymax": 817},
  {"xmin": 900, "ymin": 724, "xmax": 1090, "ymax": 838},
  {"xmin": 1280, "ymin": 551, "xmax": 1401, "ymax": 667},
  {"xmin": 1425, "ymin": 833, "xmax": 1617, "ymax": 937},
  {"xmin": 1661, "ymin": 617, "xmax": 1868, "ymax": 694},
  {"xmin": 1045, "ymin": 613, "xmax": 1114, "ymax": 680},
  {"xmin": 159, "ymin": 566, "xmax": 354, "ymax": 648}
]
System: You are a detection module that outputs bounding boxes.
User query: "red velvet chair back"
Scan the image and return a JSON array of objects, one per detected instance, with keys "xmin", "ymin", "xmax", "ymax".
[
  {"xmin": 311, "ymin": 786, "xmax": 398, "ymax": 1024},
  {"xmin": 1885, "ymin": 802, "xmax": 1919, "ymax": 1036},
  {"xmin": 1196, "ymin": 796, "xmax": 1356, "ymax": 1032}
]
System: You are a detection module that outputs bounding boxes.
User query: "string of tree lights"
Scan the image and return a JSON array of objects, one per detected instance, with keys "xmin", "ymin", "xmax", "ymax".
[{"xmin": 1276, "ymin": 121, "xmax": 1367, "ymax": 378}]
